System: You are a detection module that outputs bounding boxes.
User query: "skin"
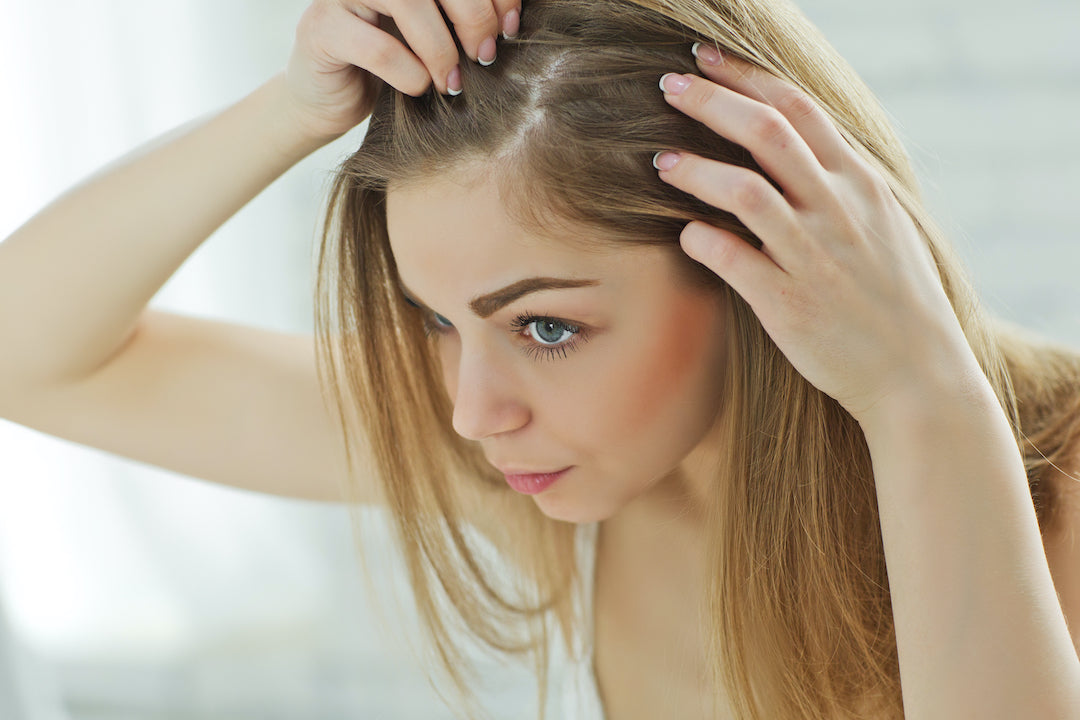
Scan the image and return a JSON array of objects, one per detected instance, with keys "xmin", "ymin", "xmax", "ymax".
[{"xmin": 386, "ymin": 168, "xmax": 731, "ymax": 525}]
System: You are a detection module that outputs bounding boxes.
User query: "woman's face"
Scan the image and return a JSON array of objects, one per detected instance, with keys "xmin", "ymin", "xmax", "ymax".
[{"xmin": 386, "ymin": 168, "xmax": 729, "ymax": 523}]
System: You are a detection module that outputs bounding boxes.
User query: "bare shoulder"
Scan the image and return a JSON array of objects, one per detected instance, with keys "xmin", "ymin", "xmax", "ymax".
[{"xmin": 1042, "ymin": 454, "xmax": 1080, "ymax": 654}]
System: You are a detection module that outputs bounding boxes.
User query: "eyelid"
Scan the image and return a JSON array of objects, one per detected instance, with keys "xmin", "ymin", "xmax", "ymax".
[
  {"xmin": 403, "ymin": 293, "xmax": 451, "ymax": 323},
  {"xmin": 511, "ymin": 311, "xmax": 590, "ymax": 360},
  {"xmin": 404, "ymin": 293, "xmax": 591, "ymax": 361}
]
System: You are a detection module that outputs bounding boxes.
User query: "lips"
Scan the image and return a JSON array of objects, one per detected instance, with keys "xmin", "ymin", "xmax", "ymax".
[
  {"xmin": 498, "ymin": 466, "xmax": 572, "ymax": 495},
  {"xmin": 495, "ymin": 466, "xmax": 567, "ymax": 475}
]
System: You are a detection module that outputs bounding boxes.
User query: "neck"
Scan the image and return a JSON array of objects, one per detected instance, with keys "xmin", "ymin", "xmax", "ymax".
[{"xmin": 608, "ymin": 413, "xmax": 728, "ymax": 541}]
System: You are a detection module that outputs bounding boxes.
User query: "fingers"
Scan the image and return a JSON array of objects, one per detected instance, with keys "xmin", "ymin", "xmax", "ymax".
[
  {"xmin": 654, "ymin": 151, "xmax": 803, "ymax": 271},
  {"xmin": 357, "ymin": 0, "xmax": 461, "ymax": 94},
  {"xmin": 325, "ymin": 5, "xmax": 432, "ymax": 95},
  {"xmin": 659, "ymin": 71, "xmax": 831, "ymax": 209},
  {"xmin": 689, "ymin": 44, "xmax": 854, "ymax": 174},
  {"xmin": 353, "ymin": 0, "xmax": 515, "ymax": 95},
  {"xmin": 498, "ymin": 2, "xmax": 521, "ymax": 38},
  {"xmin": 680, "ymin": 221, "xmax": 788, "ymax": 319},
  {"xmin": 440, "ymin": 0, "xmax": 521, "ymax": 62}
]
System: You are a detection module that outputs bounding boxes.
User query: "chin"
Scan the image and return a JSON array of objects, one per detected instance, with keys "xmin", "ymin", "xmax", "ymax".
[{"xmin": 531, "ymin": 492, "xmax": 623, "ymax": 525}]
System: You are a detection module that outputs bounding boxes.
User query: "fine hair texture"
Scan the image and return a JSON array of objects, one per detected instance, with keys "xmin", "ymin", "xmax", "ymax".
[{"xmin": 312, "ymin": 0, "xmax": 1080, "ymax": 717}]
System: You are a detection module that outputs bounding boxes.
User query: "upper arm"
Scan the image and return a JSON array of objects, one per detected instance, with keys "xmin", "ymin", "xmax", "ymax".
[
  {"xmin": 0, "ymin": 307, "xmax": 512, "ymax": 542},
  {"xmin": 0, "ymin": 309, "xmax": 356, "ymax": 502}
]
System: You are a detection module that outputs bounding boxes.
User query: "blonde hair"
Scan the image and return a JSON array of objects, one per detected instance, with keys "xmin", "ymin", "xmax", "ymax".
[{"xmin": 313, "ymin": 1, "xmax": 1080, "ymax": 717}]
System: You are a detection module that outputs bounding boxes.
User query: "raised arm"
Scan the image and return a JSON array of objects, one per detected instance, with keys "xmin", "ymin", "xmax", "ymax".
[
  {"xmin": 0, "ymin": 73, "xmax": 326, "ymax": 389},
  {"xmin": 0, "ymin": 1, "xmax": 516, "ymax": 501},
  {"xmin": 656, "ymin": 46, "xmax": 1080, "ymax": 716}
]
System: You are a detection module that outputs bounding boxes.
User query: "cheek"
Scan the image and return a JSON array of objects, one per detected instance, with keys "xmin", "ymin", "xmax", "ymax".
[{"xmin": 600, "ymin": 295, "xmax": 724, "ymax": 441}]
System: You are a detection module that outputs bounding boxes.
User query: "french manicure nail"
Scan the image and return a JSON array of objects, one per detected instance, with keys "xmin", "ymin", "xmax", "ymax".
[
  {"xmin": 502, "ymin": 8, "xmax": 520, "ymax": 39},
  {"xmin": 478, "ymin": 36, "xmax": 497, "ymax": 66},
  {"xmin": 652, "ymin": 151, "xmax": 681, "ymax": 171},
  {"xmin": 659, "ymin": 73, "xmax": 691, "ymax": 95},
  {"xmin": 447, "ymin": 65, "xmax": 462, "ymax": 95},
  {"xmin": 691, "ymin": 42, "xmax": 723, "ymax": 65}
]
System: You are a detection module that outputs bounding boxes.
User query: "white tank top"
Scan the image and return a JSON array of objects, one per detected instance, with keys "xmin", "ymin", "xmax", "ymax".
[{"xmin": 558, "ymin": 521, "xmax": 605, "ymax": 719}]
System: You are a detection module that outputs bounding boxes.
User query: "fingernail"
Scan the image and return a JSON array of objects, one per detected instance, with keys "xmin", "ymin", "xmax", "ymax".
[
  {"xmin": 478, "ymin": 36, "xmax": 497, "ymax": 66},
  {"xmin": 691, "ymin": 42, "xmax": 723, "ymax": 66},
  {"xmin": 447, "ymin": 65, "xmax": 462, "ymax": 95},
  {"xmin": 652, "ymin": 151, "xmax": 681, "ymax": 171},
  {"xmin": 659, "ymin": 73, "xmax": 691, "ymax": 95},
  {"xmin": 502, "ymin": 8, "xmax": 520, "ymax": 39}
]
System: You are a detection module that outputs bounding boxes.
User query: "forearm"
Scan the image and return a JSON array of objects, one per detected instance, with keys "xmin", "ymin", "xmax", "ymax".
[
  {"xmin": 0, "ymin": 72, "xmax": 332, "ymax": 387},
  {"xmin": 861, "ymin": 370, "xmax": 1080, "ymax": 718}
]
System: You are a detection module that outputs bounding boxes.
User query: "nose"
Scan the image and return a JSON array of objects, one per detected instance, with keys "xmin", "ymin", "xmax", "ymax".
[{"xmin": 448, "ymin": 347, "xmax": 530, "ymax": 441}]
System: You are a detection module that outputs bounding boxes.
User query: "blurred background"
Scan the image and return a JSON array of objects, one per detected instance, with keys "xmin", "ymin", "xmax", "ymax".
[{"xmin": 0, "ymin": 0, "xmax": 1077, "ymax": 718}]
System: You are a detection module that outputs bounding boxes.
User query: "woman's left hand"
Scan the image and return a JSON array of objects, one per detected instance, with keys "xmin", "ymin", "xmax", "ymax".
[{"xmin": 654, "ymin": 47, "xmax": 983, "ymax": 425}]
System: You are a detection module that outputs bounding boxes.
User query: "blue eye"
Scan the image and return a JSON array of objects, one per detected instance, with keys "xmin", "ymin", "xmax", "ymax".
[
  {"xmin": 420, "ymin": 310, "xmax": 454, "ymax": 337},
  {"xmin": 511, "ymin": 312, "xmax": 586, "ymax": 361},
  {"xmin": 529, "ymin": 318, "xmax": 575, "ymax": 346},
  {"xmin": 401, "ymin": 293, "xmax": 454, "ymax": 336}
]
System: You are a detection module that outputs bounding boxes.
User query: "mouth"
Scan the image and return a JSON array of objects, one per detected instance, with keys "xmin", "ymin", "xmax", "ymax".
[{"xmin": 497, "ymin": 466, "xmax": 573, "ymax": 496}]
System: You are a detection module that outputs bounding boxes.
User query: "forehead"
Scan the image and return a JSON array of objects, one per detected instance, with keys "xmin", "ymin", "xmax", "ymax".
[{"xmin": 385, "ymin": 169, "xmax": 669, "ymax": 300}]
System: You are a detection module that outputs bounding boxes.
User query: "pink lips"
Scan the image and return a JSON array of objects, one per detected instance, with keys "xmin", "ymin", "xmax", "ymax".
[{"xmin": 500, "ymin": 467, "xmax": 571, "ymax": 495}]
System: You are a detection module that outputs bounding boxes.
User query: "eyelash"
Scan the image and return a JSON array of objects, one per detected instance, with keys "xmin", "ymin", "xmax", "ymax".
[
  {"xmin": 410, "ymin": 302, "xmax": 588, "ymax": 362},
  {"xmin": 511, "ymin": 311, "xmax": 588, "ymax": 361}
]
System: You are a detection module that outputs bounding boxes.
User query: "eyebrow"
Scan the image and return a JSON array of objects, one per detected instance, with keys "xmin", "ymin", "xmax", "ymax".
[
  {"xmin": 469, "ymin": 277, "xmax": 600, "ymax": 318},
  {"xmin": 401, "ymin": 276, "xmax": 600, "ymax": 319}
]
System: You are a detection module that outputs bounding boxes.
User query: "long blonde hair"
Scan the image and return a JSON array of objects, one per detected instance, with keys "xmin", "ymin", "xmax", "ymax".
[{"xmin": 313, "ymin": 1, "xmax": 1080, "ymax": 717}]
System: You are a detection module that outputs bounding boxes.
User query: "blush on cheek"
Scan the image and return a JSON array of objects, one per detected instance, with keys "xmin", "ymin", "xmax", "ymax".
[{"xmin": 615, "ymin": 292, "xmax": 724, "ymax": 436}]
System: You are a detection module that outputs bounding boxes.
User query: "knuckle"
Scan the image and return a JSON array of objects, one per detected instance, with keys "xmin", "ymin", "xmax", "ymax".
[
  {"xmin": 685, "ymin": 224, "xmax": 737, "ymax": 269},
  {"xmin": 298, "ymin": 2, "xmax": 328, "ymax": 36},
  {"xmin": 365, "ymin": 33, "xmax": 398, "ymax": 70},
  {"xmin": 748, "ymin": 108, "xmax": 792, "ymax": 148},
  {"xmin": 688, "ymin": 81, "xmax": 718, "ymax": 114},
  {"xmin": 729, "ymin": 173, "xmax": 771, "ymax": 213},
  {"xmin": 455, "ymin": 3, "xmax": 499, "ymax": 32},
  {"xmin": 775, "ymin": 89, "xmax": 818, "ymax": 123},
  {"xmin": 867, "ymin": 168, "xmax": 897, "ymax": 204},
  {"xmin": 847, "ymin": 154, "xmax": 895, "ymax": 206},
  {"xmin": 447, "ymin": 5, "xmax": 496, "ymax": 41},
  {"xmin": 868, "ymin": 177, "xmax": 896, "ymax": 209},
  {"xmin": 709, "ymin": 234, "xmax": 741, "ymax": 270}
]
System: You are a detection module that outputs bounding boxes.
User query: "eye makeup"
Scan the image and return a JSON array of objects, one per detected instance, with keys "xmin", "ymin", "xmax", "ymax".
[
  {"xmin": 400, "ymin": 292, "xmax": 589, "ymax": 362},
  {"xmin": 510, "ymin": 312, "xmax": 587, "ymax": 361}
]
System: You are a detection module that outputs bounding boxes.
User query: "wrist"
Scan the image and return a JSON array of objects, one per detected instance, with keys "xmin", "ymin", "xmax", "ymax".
[
  {"xmin": 854, "ymin": 358, "xmax": 1002, "ymax": 441},
  {"xmin": 257, "ymin": 73, "xmax": 346, "ymax": 163}
]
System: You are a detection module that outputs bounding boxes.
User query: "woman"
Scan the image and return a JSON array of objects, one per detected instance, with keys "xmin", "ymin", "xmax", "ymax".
[{"xmin": 0, "ymin": 0, "xmax": 1077, "ymax": 718}]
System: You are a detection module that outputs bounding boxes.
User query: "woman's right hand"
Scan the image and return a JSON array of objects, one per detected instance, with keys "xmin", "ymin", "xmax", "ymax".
[{"xmin": 282, "ymin": 0, "xmax": 521, "ymax": 141}]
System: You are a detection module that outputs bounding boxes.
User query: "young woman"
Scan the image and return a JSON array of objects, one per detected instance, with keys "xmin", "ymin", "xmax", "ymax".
[{"xmin": 1, "ymin": 0, "xmax": 1078, "ymax": 718}]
